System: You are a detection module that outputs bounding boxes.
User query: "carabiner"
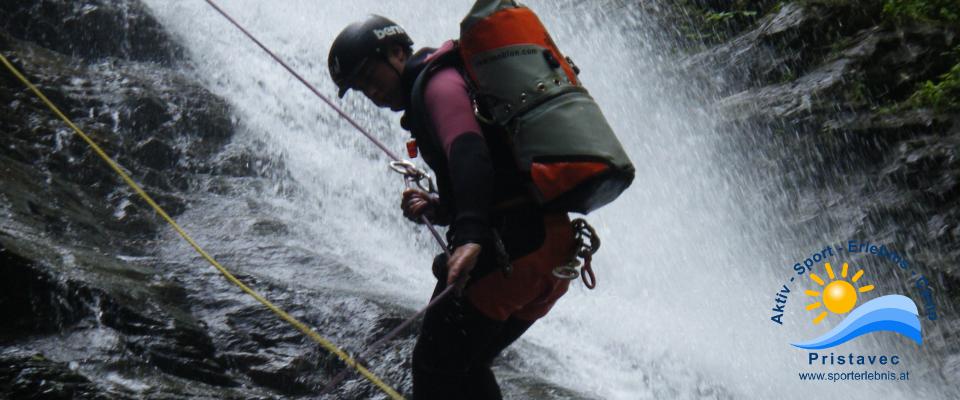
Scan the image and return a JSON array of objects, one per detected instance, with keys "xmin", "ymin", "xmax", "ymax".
[
  {"xmin": 553, "ymin": 259, "xmax": 580, "ymax": 280},
  {"xmin": 388, "ymin": 160, "xmax": 436, "ymax": 193}
]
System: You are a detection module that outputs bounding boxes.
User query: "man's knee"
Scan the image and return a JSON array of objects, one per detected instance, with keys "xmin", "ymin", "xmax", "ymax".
[
  {"xmin": 412, "ymin": 336, "xmax": 471, "ymax": 400},
  {"xmin": 412, "ymin": 328, "xmax": 473, "ymax": 377}
]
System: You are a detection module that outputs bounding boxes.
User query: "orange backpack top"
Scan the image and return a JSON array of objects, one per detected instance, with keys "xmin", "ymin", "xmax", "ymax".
[{"xmin": 455, "ymin": 0, "xmax": 635, "ymax": 214}]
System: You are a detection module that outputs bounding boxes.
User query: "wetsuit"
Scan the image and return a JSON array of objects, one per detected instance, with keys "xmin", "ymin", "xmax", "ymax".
[{"xmin": 400, "ymin": 40, "xmax": 576, "ymax": 400}]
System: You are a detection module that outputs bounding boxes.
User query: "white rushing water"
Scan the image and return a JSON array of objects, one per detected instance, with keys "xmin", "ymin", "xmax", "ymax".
[{"xmin": 144, "ymin": 1, "xmax": 955, "ymax": 399}]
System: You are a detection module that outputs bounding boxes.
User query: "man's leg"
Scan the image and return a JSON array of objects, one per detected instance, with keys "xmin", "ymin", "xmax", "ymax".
[
  {"xmin": 412, "ymin": 279, "xmax": 505, "ymax": 400},
  {"xmin": 414, "ymin": 213, "xmax": 573, "ymax": 398},
  {"xmin": 463, "ymin": 317, "xmax": 536, "ymax": 400}
]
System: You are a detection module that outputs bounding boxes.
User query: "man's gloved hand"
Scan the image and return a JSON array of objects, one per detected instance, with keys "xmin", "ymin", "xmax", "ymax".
[
  {"xmin": 447, "ymin": 243, "xmax": 482, "ymax": 295},
  {"xmin": 401, "ymin": 188, "xmax": 439, "ymax": 224}
]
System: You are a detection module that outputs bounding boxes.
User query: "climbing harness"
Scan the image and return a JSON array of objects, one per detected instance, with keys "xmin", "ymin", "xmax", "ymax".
[{"xmin": 553, "ymin": 218, "xmax": 601, "ymax": 289}]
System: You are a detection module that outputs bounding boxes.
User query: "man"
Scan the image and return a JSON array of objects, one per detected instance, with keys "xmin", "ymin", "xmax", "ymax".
[{"xmin": 329, "ymin": 15, "xmax": 577, "ymax": 400}]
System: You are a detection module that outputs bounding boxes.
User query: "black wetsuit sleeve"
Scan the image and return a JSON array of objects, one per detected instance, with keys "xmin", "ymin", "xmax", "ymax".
[
  {"xmin": 446, "ymin": 132, "xmax": 494, "ymax": 248},
  {"xmin": 419, "ymin": 65, "xmax": 496, "ymax": 249}
]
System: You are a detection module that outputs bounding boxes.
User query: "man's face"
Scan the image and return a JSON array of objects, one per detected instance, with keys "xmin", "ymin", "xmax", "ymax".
[{"xmin": 352, "ymin": 50, "xmax": 405, "ymax": 111}]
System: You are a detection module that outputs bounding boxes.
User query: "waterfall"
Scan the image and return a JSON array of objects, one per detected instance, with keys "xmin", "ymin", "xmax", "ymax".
[{"xmin": 141, "ymin": 1, "xmax": 957, "ymax": 398}]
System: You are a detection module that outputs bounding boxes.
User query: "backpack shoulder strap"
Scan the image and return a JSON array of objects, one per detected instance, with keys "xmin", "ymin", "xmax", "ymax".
[
  {"xmin": 409, "ymin": 44, "xmax": 466, "ymax": 123},
  {"xmin": 406, "ymin": 43, "xmax": 470, "ymax": 161}
]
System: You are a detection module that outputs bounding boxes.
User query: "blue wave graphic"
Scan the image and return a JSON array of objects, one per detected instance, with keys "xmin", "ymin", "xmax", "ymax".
[{"xmin": 792, "ymin": 294, "xmax": 922, "ymax": 350}]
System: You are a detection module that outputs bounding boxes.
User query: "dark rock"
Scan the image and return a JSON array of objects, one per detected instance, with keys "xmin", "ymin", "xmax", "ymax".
[
  {"xmin": 123, "ymin": 94, "xmax": 172, "ymax": 138},
  {"xmin": 719, "ymin": 56, "xmax": 855, "ymax": 121},
  {"xmin": 125, "ymin": 336, "xmax": 236, "ymax": 387},
  {"xmin": 99, "ymin": 296, "xmax": 168, "ymax": 336},
  {"xmin": 813, "ymin": 109, "xmax": 953, "ymax": 167},
  {"xmin": 683, "ymin": 1, "xmax": 885, "ymax": 95},
  {"xmin": 0, "ymin": 0, "xmax": 183, "ymax": 64},
  {"xmin": 250, "ymin": 220, "xmax": 289, "ymax": 236},
  {"xmin": 132, "ymin": 137, "xmax": 180, "ymax": 171},
  {"xmin": 217, "ymin": 306, "xmax": 332, "ymax": 395},
  {"xmin": 823, "ymin": 108, "xmax": 949, "ymax": 139},
  {"xmin": 0, "ymin": 1, "xmax": 262, "ymax": 395},
  {"xmin": 1, "ymin": 31, "xmax": 230, "ymax": 218},
  {"xmin": 226, "ymin": 306, "xmax": 305, "ymax": 348},
  {"xmin": 0, "ymin": 354, "xmax": 111, "ymax": 400},
  {"xmin": 703, "ymin": 2, "xmax": 960, "ymax": 288},
  {"xmin": 0, "ymin": 248, "xmax": 92, "ymax": 341},
  {"xmin": 0, "ymin": 234, "xmax": 248, "ymax": 395},
  {"xmin": 94, "ymin": 286, "xmax": 234, "ymax": 388},
  {"xmin": 852, "ymin": 24, "xmax": 957, "ymax": 102},
  {"xmin": 882, "ymin": 135, "xmax": 960, "ymax": 195},
  {"xmin": 244, "ymin": 355, "xmax": 316, "ymax": 395},
  {"xmin": 716, "ymin": 27, "xmax": 956, "ymax": 123},
  {"xmin": 216, "ymin": 151, "xmax": 264, "ymax": 177},
  {"xmin": 689, "ymin": 5, "xmax": 960, "ymax": 379}
]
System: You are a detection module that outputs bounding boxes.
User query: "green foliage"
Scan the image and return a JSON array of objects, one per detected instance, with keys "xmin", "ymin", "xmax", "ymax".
[
  {"xmin": 907, "ymin": 62, "xmax": 960, "ymax": 110},
  {"xmin": 878, "ymin": 3, "xmax": 960, "ymax": 111},
  {"xmin": 882, "ymin": 0, "xmax": 960, "ymax": 23},
  {"xmin": 704, "ymin": 10, "xmax": 758, "ymax": 23},
  {"xmin": 671, "ymin": 0, "xmax": 780, "ymax": 48},
  {"xmin": 848, "ymin": 78, "xmax": 872, "ymax": 104},
  {"xmin": 780, "ymin": 67, "xmax": 797, "ymax": 83}
]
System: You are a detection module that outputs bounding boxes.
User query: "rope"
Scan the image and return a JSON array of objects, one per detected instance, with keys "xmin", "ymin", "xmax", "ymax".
[
  {"xmin": 318, "ymin": 283, "xmax": 456, "ymax": 395},
  {"xmin": 201, "ymin": 1, "xmax": 466, "ymax": 394},
  {"xmin": 0, "ymin": 52, "xmax": 404, "ymax": 400},
  {"xmin": 202, "ymin": 0, "xmax": 402, "ymax": 163}
]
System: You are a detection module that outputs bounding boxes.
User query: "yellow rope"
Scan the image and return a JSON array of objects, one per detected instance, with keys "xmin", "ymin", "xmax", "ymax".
[{"xmin": 0, "ymin": 52, "xmax": 404, "ymax": 400}]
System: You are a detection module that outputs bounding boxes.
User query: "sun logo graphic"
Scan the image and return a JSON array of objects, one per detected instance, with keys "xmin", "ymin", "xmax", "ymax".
[
  {"xmin": 792, "ymin": 262, "xmax": 922, "ymax": 350},
  {"xmin": 803, "ymin": 262, "xmax": 874, "ymax": 324}
]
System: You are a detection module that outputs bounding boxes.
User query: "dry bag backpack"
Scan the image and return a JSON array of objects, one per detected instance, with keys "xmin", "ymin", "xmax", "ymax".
[{"xmin": 457, "ymin": 0, "xmax": 635, "ymax": 214}]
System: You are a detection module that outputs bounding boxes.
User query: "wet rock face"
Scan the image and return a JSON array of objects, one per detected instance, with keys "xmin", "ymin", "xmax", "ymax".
[
  {"xmin": 685, "ymin": 0, "xmax": 957, "ymax": 108},
  {"xmin": 715, "ymin": 23, "xmax": 957, "ymax": 122},
  {"xmin": 681, "ymin": 1, "xmax": 884, "ymax": 92},
  {"xmin": 0, "ymin": 0, "xmax": 252, "ymax": 398},
  {"xmin": 1, "ymin": 0, "xmax": 435, "ymax": 396},
  {"xmin": 1, "ymin": 36, "xmax": 233, "ymax": 197},
  {"xmin": 0, "ymin": 355, "xmax": 108, "ymax": 400},
  {"xmin": 684, "ymin": 0, "xmax": 960, "ymax": 349},
  {"xmin": 0, "ymin": 0, "xmax": 183, "ymax": 64},
  {"xmin": 0, "ymin": 250, "xmax": 92, "ymax": 340},
  {"xmin": 0, "ymin": 237, "xmax": 238, "ymax": 395},
  {"xmin": 1, "ymin": 2, "xmax": 421, "ymax": 397}
]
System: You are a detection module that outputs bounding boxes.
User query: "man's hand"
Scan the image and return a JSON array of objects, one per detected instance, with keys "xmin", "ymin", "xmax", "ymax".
[
  {"xmin": 447, "ymin": 243, "xmax": 481, "ymax": 294},
  {"xmin": 401, "ymin": 188, "xmax": 437, "ymax": 223}
]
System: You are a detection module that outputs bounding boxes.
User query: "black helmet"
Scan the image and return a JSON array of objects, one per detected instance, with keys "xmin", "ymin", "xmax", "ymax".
[{"xmin": 329, "ymin": 15, "xmax": 413, "ymax": 98}]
